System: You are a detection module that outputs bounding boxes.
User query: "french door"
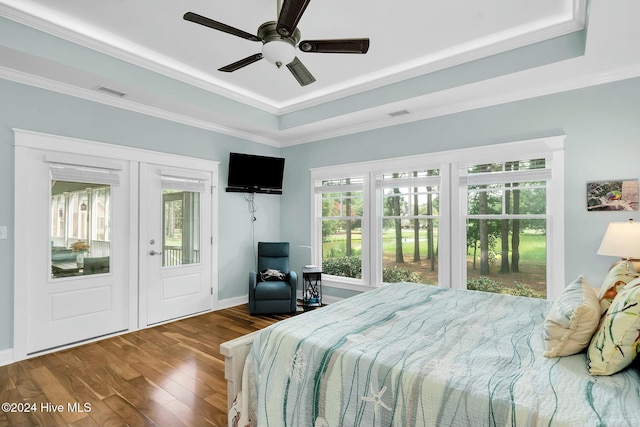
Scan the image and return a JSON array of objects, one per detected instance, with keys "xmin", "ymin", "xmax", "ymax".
[
  {"xmin": 14, "ymin": 130, "xmax": 218, "ymax": 359},
  {"xmin": 140, "ymin": 164, "xmax": 213, "ymax": 325},
  {"xmin": 19, "ymin": 148, "xmax": 130, "ymax": 354}
]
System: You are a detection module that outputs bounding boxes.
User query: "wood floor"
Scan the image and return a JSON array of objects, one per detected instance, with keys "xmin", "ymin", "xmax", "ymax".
[{"xmin": 0, "ymin": 305, "xmax": 294, "ymax": 427}]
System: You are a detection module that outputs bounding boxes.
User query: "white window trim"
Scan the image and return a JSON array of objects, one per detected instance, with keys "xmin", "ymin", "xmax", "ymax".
[{"xmin": 310, "ymin": 135, "xmax": 565, "ymax": 299}]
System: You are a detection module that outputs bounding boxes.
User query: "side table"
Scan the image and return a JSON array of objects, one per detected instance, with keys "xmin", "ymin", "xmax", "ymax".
[{"xmin": 302, "ymin": 267, "xmax": 322, "ymax": 310}]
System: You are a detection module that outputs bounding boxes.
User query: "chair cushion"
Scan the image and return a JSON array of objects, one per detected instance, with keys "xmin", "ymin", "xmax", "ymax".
[{"xmin": 254, "ymin": 281, "xmax": 292, "ymax": 300}]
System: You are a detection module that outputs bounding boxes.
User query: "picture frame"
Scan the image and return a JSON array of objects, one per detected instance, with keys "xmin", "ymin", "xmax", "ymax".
[{"xmin": 586, "ymin": 179, "xmax": 639, "ymax": 211}]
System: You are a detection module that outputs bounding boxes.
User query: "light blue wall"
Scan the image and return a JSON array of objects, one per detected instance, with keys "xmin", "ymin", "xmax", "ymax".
[
  {"xmin": 0, "ymin": 79, "xmax": 282, "ymax": 351},
  {"xmin": 2, "ymin": 72, "xmax": 640, "ymax": 353},
  {"xmin": 281, "ymin": 76, "xmax": 640, "ymax": 298}
]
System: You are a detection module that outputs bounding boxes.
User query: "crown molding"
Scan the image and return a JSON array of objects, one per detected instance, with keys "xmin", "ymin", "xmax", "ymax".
[{"xmin": 0, "ymin": 65, "xmax": 281, "ymax": 147}]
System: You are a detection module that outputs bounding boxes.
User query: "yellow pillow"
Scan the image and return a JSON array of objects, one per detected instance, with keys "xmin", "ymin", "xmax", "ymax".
[
  {"xmin": 543, "ymin": 275, "xmax": 600, "ymax": 357},
  {"xmin": 597, "ymin": 261, "xmax": 638, "ymax": 315},
  {"xmin": 587, "ymin": 277, "xmax": 640, "ymax": 375}
]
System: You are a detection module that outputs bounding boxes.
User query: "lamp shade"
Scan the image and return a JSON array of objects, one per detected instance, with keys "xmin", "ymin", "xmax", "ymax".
[
  {"xmin": 262, "ymin": 40, "xmax": 295, "ymax": 67},
  {"xmin": 597, "ymin": 219, "xmax": 640, "ymax": 258}
]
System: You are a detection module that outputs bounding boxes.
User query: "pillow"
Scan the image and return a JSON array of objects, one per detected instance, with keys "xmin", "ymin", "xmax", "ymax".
[
  {"xmin": 587, "ymin": 277, "xmax": 640, "ymax": 375},
  {"xmin": 260, "ymin": 269, "xmax": 286, "ymax": 281},
  {"xmin": 543, "ymin": 275, "xmax": 601, "ymax": 357},
  {"xmin": 597, "ymin": 261, "xmax": 638, "ymax": 315}
]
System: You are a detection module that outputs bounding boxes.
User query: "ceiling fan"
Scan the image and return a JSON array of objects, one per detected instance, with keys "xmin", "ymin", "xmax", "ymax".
[{"xmin": 183, "ymin": 0, "xmax": 370, "ymax": 86}]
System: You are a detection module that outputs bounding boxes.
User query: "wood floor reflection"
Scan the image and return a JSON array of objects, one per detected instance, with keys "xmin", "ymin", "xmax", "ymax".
[{"xmin": 0, "ymin": 305, "xmax": 292, "ymax": 427}]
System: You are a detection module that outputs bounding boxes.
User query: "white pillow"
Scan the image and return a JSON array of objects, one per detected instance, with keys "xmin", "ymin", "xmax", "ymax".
[{"xmin": 543, "ymin": 275, "xmax": 601, "ymax": 357}]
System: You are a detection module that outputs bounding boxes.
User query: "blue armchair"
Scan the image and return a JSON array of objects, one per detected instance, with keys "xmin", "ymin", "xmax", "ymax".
[{"xmin": 249, "ymin": 242, "xmax": 298, "ymax": 315}]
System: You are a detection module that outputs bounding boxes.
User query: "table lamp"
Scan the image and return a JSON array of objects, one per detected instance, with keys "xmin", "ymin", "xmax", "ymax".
[
  {"xmin": 299, "ymin": 245, "xmax": 316, "ymax": 269},
  {"xmin": 597, "ymin": 218, "xmax": 640, "ymax": 272}
]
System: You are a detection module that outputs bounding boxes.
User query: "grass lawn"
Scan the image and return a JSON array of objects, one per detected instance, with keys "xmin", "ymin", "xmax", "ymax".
[
  {"xmin": 323, "ymin": 228, "xmax": 547, "ymax": 295},
  {"xmin": 324, "ymin": 229, "xmax": 546, "ymax": 262}
]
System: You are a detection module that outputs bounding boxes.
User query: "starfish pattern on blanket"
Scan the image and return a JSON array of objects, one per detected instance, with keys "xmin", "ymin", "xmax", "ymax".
[
  {"xmin": 288, "ymin": 349, "xmax": 307, "ymax": 382},
  {"xmin": 362, "ymin": 383, "xmax": 391, "ymax": 419}
]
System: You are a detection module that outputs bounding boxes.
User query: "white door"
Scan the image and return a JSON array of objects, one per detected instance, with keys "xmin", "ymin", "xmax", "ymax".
[
  {"xmin": 140, "ymin": 164, "xmax": 213, "ymax": 325},
  {"xmin": 24, "ymin": 149, "xmax": 130, "ymax": 354}
]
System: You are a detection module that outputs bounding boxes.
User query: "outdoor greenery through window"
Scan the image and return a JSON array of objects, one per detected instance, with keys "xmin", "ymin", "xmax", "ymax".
[
  {"xmin": 464, "ymin": 159, "xmax": 549, "ymax": 298},
  {"xmin": 319, "ymin": 177, "xmax": 364, "ymax": 279},
  {"xmin": 311, "ymin": 138, "xmax": 564, "ymax": 299},
  {"xmin": 379, "ymin": 170, "xmax": 440, "ymax": 284}
]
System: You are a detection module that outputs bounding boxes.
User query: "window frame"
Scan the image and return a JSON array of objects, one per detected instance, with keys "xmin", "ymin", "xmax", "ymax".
[{"xmin": 310, "ymin": 136, "xmax": 565, "ymax": 299}]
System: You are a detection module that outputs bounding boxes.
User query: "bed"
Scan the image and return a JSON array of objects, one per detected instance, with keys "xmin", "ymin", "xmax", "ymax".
[{"xmin": 221, "ymin": 282, "xmax": 640, "ymax": 427}]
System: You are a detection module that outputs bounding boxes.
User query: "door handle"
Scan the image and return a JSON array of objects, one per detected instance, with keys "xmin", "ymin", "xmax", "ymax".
[{"xmin": 149, "ymin": 250, "xmax": 163, "ymax": 256}]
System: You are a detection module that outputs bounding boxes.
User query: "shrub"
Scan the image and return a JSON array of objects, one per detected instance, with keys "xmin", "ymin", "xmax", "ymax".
[
  {"xmin": 322, "ymin": 256, "xmax": 362, "ymax": 278},
  {"xmin": 382, "ymin": 266, "xmax": 421, "ymax": 283},
  {"xmin": 466, "ymin": 277, "xmax": 543, "ymax": 298},
  {"xmin": 466, "ymin": 277, "xmax": 503, "ymax": 294},
  {"xmin": 502, "ymin": 282, "xmax": 543, "ymax": 299}
]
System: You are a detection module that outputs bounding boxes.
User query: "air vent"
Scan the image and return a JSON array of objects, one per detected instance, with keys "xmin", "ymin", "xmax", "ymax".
[
  {"xmin": 388, "ymin": 109, "xmax": 409, "ymax": 117},
  {"xmin": 94, "ymin": 86, "xmax": 126, "ymax": 97}
]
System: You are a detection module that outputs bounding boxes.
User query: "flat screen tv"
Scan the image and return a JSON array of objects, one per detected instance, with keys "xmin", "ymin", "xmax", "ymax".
[{"xmin": 226, "ymin": 152, "xmax": 285, "ymax": 194}]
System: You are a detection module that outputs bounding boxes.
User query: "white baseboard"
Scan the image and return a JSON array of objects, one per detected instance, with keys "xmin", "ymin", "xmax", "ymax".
[
  {"xmin": 0, "ymin": 348, "xmax": 14, "ymax": 367},
  {"xmin": 321, "ymin": 295, "xmax": 343, "ymax": 304},
  {"xmin": 218, "ymin": 293, "xmax": 342, "ymax": 311},
  {"xmin": 217, "ymin": 295, "xmax": 249, "ymax": 310}
]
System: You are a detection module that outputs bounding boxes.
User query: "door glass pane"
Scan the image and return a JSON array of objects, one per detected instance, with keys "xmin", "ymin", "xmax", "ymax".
[
  {"xmin": 50, "ymin": 181, "xmax": 111, "ymax": 278},
  {"xmin": 163, "ymin": 190, "xmax": 200, "ymax": 267}
]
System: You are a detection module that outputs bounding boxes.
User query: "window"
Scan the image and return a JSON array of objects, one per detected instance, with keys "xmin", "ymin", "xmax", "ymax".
[
  {"xmin": 50, "ymin": 182, "xmax": 112, "ymax": 278},
  {"xmin": 162, "ymin": 190, "xmax": 201, "ymax": 267},
  {"xmin": 462, "ymin": 159, "xmax": 551, "ymax": 298},
  {"xmin": 315, "ymin": 176, "xmax": 365, "ymax": 281},
  {"xmin": 159, "ymin": 173, "xmax": 206, "ymax": 267},
  {"xmin": 49, "ymin": 160, "xmax": 119, "ymax": 279},
  {"xmin": 378, "ymin": 169, "xmax": 441, "ymax": 285},
  {"xmin": 310, "ymin": 137, "xmax": 565, "ymax": 299}
]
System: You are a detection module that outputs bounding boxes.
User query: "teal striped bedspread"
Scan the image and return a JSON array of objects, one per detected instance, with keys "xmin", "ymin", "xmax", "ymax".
[{"xmin": 243, "ymin": 283, "xmax": 640, "ymax": 426}]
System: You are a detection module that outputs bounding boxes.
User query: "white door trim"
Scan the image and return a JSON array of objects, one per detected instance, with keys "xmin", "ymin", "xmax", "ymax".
[{"xmin": 13, "ymin": 129, "xmax": 219, "ymax": 361}]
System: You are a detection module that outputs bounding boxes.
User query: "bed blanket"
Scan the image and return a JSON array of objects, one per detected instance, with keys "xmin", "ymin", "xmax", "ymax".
[{"xmin": 243, "ymin": 283, "xmax": 640, "ymax": 427}]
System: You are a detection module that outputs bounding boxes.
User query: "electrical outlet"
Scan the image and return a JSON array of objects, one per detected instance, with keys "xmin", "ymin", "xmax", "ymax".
[{"xmin": 0, "ymin": 226, "xmax": 7, "ymax": 240}]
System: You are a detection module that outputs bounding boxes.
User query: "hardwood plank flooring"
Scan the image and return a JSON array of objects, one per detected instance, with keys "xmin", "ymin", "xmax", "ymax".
[{"xmin": 0, "ymin": 305, "xmax": 294, "ymax": 427}]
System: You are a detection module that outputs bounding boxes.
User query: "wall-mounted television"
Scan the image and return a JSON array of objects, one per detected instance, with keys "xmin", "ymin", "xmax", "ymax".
[{"xmin": 226, "ymin": 152, "xmax": 285, "ymax": 194}]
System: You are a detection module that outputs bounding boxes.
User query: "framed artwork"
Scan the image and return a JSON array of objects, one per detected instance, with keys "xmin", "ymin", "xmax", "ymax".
[{"xmin": 587, "ymin": 179, "xmax": 639, "ymax": 211}]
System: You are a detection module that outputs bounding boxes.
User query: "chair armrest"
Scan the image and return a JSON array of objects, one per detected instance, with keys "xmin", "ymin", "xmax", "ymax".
[
  {"xmin": 288, "ymin": 270, "xmax": 297, "ymax": 287},
  {"xmin": 249, "ymin": 272, "xmax": 258, "ymax": 290}
]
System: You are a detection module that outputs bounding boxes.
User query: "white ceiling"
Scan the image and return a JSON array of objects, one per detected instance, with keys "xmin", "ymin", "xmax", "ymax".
[{"xmin": 1, "ymin": 0, "xmax": 639, "ymax": 146}]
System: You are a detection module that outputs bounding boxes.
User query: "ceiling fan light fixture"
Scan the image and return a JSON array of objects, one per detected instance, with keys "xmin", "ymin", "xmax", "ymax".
[{"xmin": 262, "ymin": 39, "xmax": 296, "ymax": 68}]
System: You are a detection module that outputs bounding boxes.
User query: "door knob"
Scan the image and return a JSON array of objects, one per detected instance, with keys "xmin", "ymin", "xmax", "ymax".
[{"xmin": 149, "ymin": 250, "xmax": 163, "ymax": 256}]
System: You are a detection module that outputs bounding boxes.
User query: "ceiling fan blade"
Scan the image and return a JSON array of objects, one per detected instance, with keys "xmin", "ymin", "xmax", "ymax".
[
  {"xmin": 299, "ymin": 38, "xmax": 370, "ymax": 54},
  {"xmin": 184, "ymin": 12, "xmax": 262, "ymax": 42},
  {"xmin": 276, "ymin": 0, "xmax": 311, "ymax": 37},
  {"xmin": 218, "ymin": 53, "xmax": 264, "ymax": 72},
  {"xmin": 286, "ymin": 57, "xmax": 316, "ymax": 86}
]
